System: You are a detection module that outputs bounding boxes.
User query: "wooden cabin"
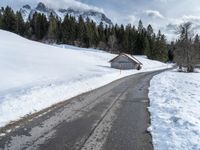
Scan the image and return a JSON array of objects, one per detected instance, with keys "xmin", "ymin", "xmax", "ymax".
[{"xmin": 109, "ymin": 53, "xmax": 143, "ymax": 70}]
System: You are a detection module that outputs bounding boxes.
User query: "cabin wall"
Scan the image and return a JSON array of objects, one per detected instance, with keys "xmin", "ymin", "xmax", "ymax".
[
  {"xmin": 111, "ymin": 62, "xmax": 135, "ymax": 69},
  {"xmin": 111, "ymin": 56, "xmax": 138, "ymax": 70}
]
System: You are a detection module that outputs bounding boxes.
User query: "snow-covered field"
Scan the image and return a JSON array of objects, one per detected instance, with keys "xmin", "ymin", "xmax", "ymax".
[
  {"xmin": 148, "ymin": 70, "xmax": 200, "ymax": 150},
  {"xmin": 0, "ymin": 30, "xmax": 170, "ymax": 128}
]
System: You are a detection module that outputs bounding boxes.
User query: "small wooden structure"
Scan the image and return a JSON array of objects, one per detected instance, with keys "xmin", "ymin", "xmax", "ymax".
[{"xmin": 109, "ymin": 53, "xmax": 143, "ymax": 70}]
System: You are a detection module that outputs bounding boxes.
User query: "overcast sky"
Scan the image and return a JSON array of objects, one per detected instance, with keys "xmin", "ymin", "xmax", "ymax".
[{"xmin": 1, "ymin": 0, "xmax": 200, "ymax": 40}]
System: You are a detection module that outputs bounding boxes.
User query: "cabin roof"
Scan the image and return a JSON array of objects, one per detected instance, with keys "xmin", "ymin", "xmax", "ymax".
[{"xmin": 109, "ymin": 53, "xmax": 143, "ymax": 65}]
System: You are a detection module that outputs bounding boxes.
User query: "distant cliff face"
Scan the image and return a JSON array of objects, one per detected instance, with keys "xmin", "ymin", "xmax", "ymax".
[{"xmin": 19, "ymin": 2, "xmax": 113, "ymax": 26}]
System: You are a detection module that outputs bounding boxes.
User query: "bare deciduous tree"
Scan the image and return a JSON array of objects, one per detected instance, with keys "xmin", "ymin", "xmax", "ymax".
[{"xmin": 174, "ymin": 22, "xmax": 200, "ymax": 72}]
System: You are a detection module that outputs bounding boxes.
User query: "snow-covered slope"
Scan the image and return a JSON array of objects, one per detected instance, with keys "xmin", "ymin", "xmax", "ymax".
[
  {"xmin": 19, "ymin": 2, "xmax": 113, "ymax": 26},
  {"xmin": 0, "ymin": 30, "xmax": 170, "ymax": 128},
  {"xmin": 148, "ymin": 70, "xmax": 200, "ymax": 150}
]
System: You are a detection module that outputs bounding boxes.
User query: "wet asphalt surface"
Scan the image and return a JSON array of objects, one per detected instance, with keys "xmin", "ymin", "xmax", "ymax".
[{"xmin": 0, "ymin": 70, "xmax": 164, "ymax": 150}]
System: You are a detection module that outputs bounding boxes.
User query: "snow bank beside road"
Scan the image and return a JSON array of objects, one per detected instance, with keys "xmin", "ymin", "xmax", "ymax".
[
  {"xmin": 0, "ymin": 30, "xmax": 170, "ymax": 128},
  {"xmin": 149, "ymin": 71, "xmax": 200, "ymax": 150}
]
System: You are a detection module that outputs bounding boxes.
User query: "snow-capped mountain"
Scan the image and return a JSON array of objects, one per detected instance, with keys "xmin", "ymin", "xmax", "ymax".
[
  {"xmin": 19, "ymin": 4, "xmax": 32, "ymax": 21},
  {"xmin": 20, "ymin": 2, "xmax": 113, "ymax": 26}
]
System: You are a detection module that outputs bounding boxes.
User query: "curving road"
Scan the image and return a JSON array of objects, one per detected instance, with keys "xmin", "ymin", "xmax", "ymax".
[{"xmin": 0, "ymin": 70, "xmax": 163, "ymax": 150}]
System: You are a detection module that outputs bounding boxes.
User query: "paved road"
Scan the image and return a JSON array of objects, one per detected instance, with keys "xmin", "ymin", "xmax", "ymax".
[{"xmin": 0, "ymin": 71, "xmax": 163, "ymax": 150}]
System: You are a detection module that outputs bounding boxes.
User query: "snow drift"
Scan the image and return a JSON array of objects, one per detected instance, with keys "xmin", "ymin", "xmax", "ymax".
[{"xmin": 0, "ymin": 30, "xmax": 170, "ymax": 128}]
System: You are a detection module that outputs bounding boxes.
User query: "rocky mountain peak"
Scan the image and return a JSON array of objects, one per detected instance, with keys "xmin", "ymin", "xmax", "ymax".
[
  {"xmin": 36, "ymin": 2, "xmax": 47, "ymax": 12},
  {"xmin": 22, "ymin": 4, "xmax": 31, "ymax": 10},
  {"xmin": 58, "ymin": 9, "xmax": 67, "ymax": 13}
]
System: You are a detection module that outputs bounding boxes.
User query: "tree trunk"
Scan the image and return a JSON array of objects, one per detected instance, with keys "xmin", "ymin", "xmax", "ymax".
[
  {"xmin": 178, "ymin": 65, "xmax": 183, "ymax": 72},
  {"xmin": 187, "ymin": 65, "xmax": 194, "ymax": 72}
]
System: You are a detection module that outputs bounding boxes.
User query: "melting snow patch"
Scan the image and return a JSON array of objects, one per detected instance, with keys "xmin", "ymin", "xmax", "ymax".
[{"xmin": 149, "ymin": 70, "xmax": 200, "ymax": 150}]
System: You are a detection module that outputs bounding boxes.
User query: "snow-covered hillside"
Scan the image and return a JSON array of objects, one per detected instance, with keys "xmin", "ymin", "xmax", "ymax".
[
  {"xmin": 148, "ymin": 70, "xmax": 200, "ymax": 150},
  {"xmin": 0, "ymin": 30, "xmax": 170, "ymax": 128}
]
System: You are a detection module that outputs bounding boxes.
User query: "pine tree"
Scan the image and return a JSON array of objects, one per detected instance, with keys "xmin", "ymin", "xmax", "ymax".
[
  {"xmin": 0, "ymin": 12, "xmax": 2, "ymax": 29},
  {"xmin": 152, "ymin": 30, "xmax": 167, "ymax": 61},
  {"xmin": 108, "ymin": 34, "xmax": 117, "ymax": 52},
  {"xmin": 159, "ymin": 34, "xmax": 168, "ymax": 61},
  {"xmin": 145, "ymin": 24, "xmax": 154, "ymax": 59},
  {"xmin": 128, "ymin": 26, "xmax": 136, "ymax": 55},
  {"xmin": 86, "ymin": 18, "xmax": 94, "ymax": 47},
  {"xmin": 39, "ymin": 14, "xmax": 48, "ymax": 40},
  {"xmin": 24, "ymin": 21, "xmax": 32, "ymax": 38},
  {"xmin": 168, "ymin": 42, "xmax": 174, "ymax": 62},
  {"xmin": 118, "ymin": 24, "xmax": 125, "ymax": 52},
  {"xmin": 30, "ymin": 13, "xmax": 38, "ymax": 39},
  {"xmin": 77, "ymin": 15, "xmax": 89, "ymax": 47},
  {"xmin": 138, "ymin": 20, "xmax": 144, "ymax": 33},
  {"xmin": 144, "ymin": 37, "xmax": 151, "ymax": 58},
  {"xmin": 91, "ymin": 21, "xmax": 99, "ymax": 47},
  {"xmin": 30, "ymin": 13, "xmax": 48, "ymax": 40},
  {"xmin": 122, "ymin": 25, "xmax": 129, "ymax": 53},
  {"xmin": 194, "ymin": 34, "xmax": 200, "ymax": 64},
  {"xmin": 147, "ymin": 24, "xmax": 154, "ymax": 37},
  {"xmin": 1, "ymin": 6, "xmax": 16, "ymax": 32},
  {"xmin": 62, "ymin": 14, "xmax": 70, "ymax": 44},
  {"xmin": 69, "ymin": 16, "xmax": 77, "ymax": 42},
  {"xmin": 98, "ymin": 22, "xmax": 106, "ymax": 43},
  {"xmin": 0, "ymin": 10, "xmax": 2, "ymax": 28},
  {"xmin": 47, "ymin": 13, "xmax": 59, "ymax": 43},
  {"xmin": 15, "ymin": 11, "xmax": 25, "ymax": 35}
]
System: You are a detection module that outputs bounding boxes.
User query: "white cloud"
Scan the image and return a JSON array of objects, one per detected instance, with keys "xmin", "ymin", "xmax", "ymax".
[
  {"xmin": 182, "ymin": 15, "xmax": 200, "ymax": 23},
  {"xmin": 127, "ymin": 15, "xmax": 138, "ymax": 24},
  {"xmin": 44, "ymin": 0, "xmax": 104, "ymax": 12},
  {"xmin": 167, "ymin": 15, "xmax": 200, "ymax": 29},
  {"xmin": 145, "ymin": 10, "xmax": 164, "ymax": 19},
  {"xmin": 154, "ymin": 0, "xmax": 170, "ymax": 2}
]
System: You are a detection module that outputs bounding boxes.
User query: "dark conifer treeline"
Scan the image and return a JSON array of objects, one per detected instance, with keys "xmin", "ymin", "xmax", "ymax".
[{"xmin": 0, "ymin": 6, "xmax": 168, "ymax": 61}]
